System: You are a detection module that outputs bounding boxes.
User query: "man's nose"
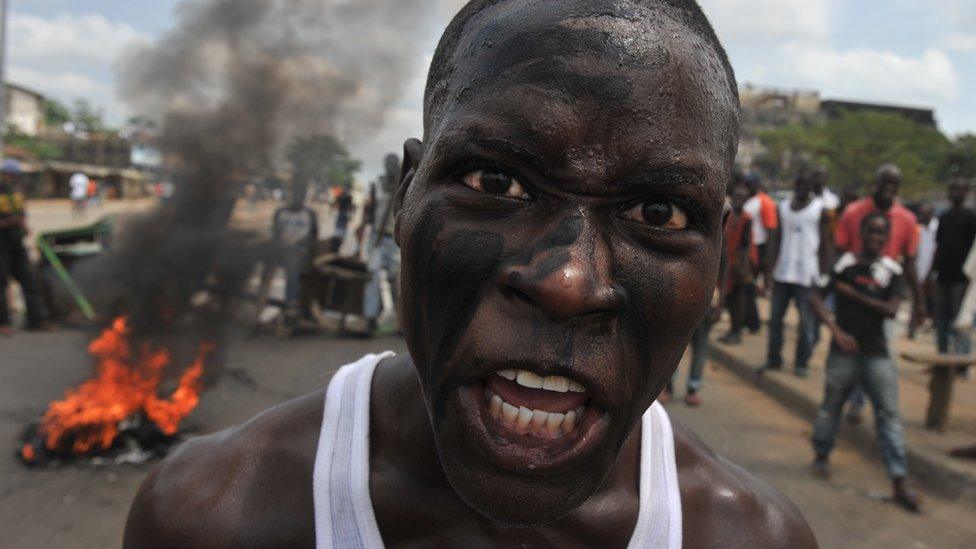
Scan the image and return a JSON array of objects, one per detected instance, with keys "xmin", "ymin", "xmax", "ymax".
[{"xmin": 499, "ymin": 213, "xmax": 627, "ymax": 322}]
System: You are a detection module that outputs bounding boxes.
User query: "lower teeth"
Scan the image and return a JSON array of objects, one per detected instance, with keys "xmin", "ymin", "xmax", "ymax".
[{"xmin": 485, "ymin": 388, "xmax": 584, "ymax": 437}]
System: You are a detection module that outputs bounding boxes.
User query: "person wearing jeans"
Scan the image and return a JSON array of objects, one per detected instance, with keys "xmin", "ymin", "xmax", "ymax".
[
  {"xmin": 931, "ymin": 178, "xmax": 976, "ymax": 357},
  {"xmin": 762, "ymin": 171, "xmax": 832, "ymax": 377},
  {"xmin": 812, "ymin": 352, "xmax": 908, "ymax": 479},
  {"xmin": 808, "ymin": 212, "xmax": 920, "ymax": 512},
  {"xmin": 766, "ymin": 282, "xmax": 816, "ymax": 373}
]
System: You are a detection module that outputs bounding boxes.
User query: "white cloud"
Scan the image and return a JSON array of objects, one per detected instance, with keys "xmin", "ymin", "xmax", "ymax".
[
  {"xmin": 7, "ymin": 66, "xmax": 105, "ymax": 97},
  {"xmin": 941, "ymin": 33, "xmax": 976, "ymax": 54},
  {"xmin": 5, "ymin": 12, "xmax": 149, "ymax": 123},
  {"xmin": 772, "ymin": 43, "xmax": 960, "ymax": 106},
  {"xmin": 9, "ymin": 13, "xmax": 148, "ymax": 71},
  {"xmin": 699, "ymin": 0, "xmax": 834, "ymax": 44}
]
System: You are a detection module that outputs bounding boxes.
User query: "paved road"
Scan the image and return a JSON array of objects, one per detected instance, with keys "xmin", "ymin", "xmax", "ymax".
[{"xmin": 3, "ymin": 328, "xmax": 976, "ymax": 548}]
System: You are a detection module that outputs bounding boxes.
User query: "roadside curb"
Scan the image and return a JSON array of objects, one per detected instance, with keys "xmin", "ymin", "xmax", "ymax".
[{"xmin": 709, "ymin": 344, "xmax": 976, "ymax": 505}]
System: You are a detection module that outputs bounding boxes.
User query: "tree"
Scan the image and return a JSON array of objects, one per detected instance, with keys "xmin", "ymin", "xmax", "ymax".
[
  {"xmin": 43, "ymin": 99, "xmax": 72, "ymax": 128},
  {"xmin": 942, "ymin": 134, "xmax": 976, "ymax": 180},
  {"xmin": 286, "ymin": 134, "xmax": 361, "ymax": 190},
  {"xmin": 71, "ymin": 99, "xmax": 107, "ymax": 133},
  {"xmin": 756, "ymin": 111, "xmax": 952, "ymax": 198}
]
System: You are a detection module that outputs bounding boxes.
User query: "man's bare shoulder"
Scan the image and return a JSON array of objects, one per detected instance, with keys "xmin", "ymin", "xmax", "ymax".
[
  {"xmin": 123, "ymin": 390, "xmax": 325, "ymax": 549},
  {"xmin": 672, "ymin": 420, "xmax": 818, "ymax": 549}
]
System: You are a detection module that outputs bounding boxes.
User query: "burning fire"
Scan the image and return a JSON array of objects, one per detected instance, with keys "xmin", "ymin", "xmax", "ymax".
[{"xmin": 21, "ymin": 316, "xmax": 214, "ymax": 462}]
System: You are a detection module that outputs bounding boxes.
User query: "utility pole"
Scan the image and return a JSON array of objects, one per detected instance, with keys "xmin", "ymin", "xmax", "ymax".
[{"xmin": 0, "ymin": 0, "xmax": 8, "ymax": 161}]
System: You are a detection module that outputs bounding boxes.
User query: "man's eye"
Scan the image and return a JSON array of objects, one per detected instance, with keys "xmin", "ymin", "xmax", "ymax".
[
  {"xmin": 461, "ymin": 170, "xmax": 530, "ymax": 200},
  {"xmin": 621, "ymin": 200, "xmax": 689, "ymax": 230}
]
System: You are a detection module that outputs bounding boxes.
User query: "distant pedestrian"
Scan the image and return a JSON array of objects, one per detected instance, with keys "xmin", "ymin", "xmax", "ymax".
[
  {"xmin": 332, "ymin": 187, "xmax": 353, "ymax": 252},
  {"xmin": 87, "ymin": 178, "xmax": 100, "ymax": 208},
  {"xmin": 743, "ymin": 173, "xmax": 779, "ymax": 290},
  {"xmin": 718, "ymin": 181, "xmax": 759, "ymax": 344},
  {"xmin": 0, "ymin": 161, "xmax": 50, "ymax": 333},
  {"xmin": 742, "ymin": 173, "xmax": 778, "ymax": 332},
  {"xmin": 69, "ymin": 172, "xmax": 89, "ymax": 216},
  {"xmin": 812, "ymin": 165, "xmax": 841, "ymax": 212},
  {"xmin": 809, "ymin": 212, "xmax": 921, "ymax": 513},
  {"xmin": 931, "ymin": 178, "xmax": 976, "ymax": 355},
  {"xmin": 272, "ymin": 180, "xmax": 319, "ymax": 315},
  {"xmin": 908, "ymin": 203, "xmax": 937, "ymax": 338},
  {"xmin": 762, "ymin": 171, "xmax": 833, "ymax": 377}
]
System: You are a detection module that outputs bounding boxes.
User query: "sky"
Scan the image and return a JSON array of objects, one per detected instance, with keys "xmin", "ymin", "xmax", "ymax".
[{"xmin": 6, "ymin": 0, "xmax": 975, "ymax": 176}]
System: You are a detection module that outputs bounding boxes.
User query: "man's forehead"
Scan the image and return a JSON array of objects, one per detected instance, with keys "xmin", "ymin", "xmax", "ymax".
[{"xmin": 427, "ymin": 0, "xmax": 738, "ymax": 185}]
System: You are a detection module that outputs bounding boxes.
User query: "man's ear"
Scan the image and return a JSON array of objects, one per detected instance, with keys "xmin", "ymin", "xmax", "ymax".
[
  {"xmin": 394, "ymin": 137, "xmax": 424, "ymax": 246},
  {"xmin": 721, "ymin": 196, "xmax": 732, "ymax": 229}
]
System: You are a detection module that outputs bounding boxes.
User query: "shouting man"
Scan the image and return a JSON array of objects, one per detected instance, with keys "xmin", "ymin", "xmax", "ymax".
[{"xmin": 125, "ymin": 1, "xmax": 816, "ymax": 547}]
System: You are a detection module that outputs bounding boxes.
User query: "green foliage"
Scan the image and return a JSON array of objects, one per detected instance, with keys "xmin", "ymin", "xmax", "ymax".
[
  {"xmin": 43, "ymin": 99, "xmax": 72, "ymax": 128},
  {"xmin": 943, "ymin": 134, "xmax": 976, "ymax": 180},
  {"xmin": 4, "ymin": 129, "xmax": 62, "ymax": 161},
  {"xmin": 286, "ymin": 134, "xmax": 361, "ymax": 190},
  {"xmin": 70, "ymin": 99, "xmax": 108, "ymax": 133},
  {"xmin": 757, "ymin": 111, "xmax": 953, "ymax": 198}
]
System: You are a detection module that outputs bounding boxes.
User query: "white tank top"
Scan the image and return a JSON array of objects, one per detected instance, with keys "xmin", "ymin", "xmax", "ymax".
[
  {"xmin": 313, "ymin": 353, "xmax": 682, "ymax": 548},
  {"xmin": 773, "ymin": 197, "xmax": 825, "ymax": 287}
]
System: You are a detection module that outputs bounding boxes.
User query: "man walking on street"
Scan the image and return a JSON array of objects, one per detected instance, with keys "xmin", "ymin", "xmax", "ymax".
[
  {"xmin": 809, "ymin": 212, "xmax": 921, "ymax": 513},
  {"xmin": 763, "ymin": 171, "xmax": 833, "ymax": 377},
  {"xmin": 930, "ymin": 178, "xmax": 976, "ymax": 355}
]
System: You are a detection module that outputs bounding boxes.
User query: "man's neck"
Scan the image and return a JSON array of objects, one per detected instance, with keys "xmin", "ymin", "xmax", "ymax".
[{"xmin": 872, "ymin": 197, "xmax": 894, "ymax": 212}]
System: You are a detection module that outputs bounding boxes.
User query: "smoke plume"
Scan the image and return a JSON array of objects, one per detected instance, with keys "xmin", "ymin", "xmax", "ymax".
[{"xmin": 78, "ymin": 0, "xmax": 452, "ymax": 370}]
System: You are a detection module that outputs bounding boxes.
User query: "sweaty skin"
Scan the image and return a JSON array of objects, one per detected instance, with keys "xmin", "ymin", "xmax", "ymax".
[{"xmin": 125, "ymin": 1, "xmax": 817, "ymax": 547}]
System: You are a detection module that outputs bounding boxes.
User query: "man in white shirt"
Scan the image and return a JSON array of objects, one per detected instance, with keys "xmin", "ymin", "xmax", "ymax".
[
  {"xmin": 69, "ymin": 172, "xmax": 89, "ymax": 216},
  {"xmin": 762, "ymin": 171, "xmax": 834, "ymax": 377}
]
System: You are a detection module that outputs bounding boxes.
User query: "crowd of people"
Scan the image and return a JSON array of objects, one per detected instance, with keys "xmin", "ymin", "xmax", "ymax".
[{"xmin": 669, "ymin": 161, "xmax": 976, "ymax": 513}]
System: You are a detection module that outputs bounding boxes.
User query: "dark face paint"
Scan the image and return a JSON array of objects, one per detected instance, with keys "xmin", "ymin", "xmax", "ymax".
[{"xmin": 397, "ymin": 0, "xmax": 735, "ymax": 526}]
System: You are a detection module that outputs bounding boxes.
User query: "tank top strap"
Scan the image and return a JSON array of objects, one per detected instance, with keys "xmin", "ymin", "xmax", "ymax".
[
  {"xmin": 628, "ymin": 401, "xmax": 683, "ymax": 548},
  {"xmin": 313, "ymin": 352, "xmax": 394, "ymax": 549}
]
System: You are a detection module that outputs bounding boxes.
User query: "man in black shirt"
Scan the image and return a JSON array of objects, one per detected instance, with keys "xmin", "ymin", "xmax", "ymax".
[
  {"xmin": 931, "ymin": 177, "xmax": 976, "ymax": 354},
  {"xmin": 809, "ymin": 212, "xmax": 921, "ymax": 512}
]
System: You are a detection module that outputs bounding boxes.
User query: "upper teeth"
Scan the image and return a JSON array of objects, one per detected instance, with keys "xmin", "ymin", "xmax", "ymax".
[{"xmin": 496, "ymin": 369, "xmax": 586, "ymax": 393}]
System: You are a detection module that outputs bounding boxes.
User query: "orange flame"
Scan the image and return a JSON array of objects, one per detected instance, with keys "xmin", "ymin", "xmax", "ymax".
[{"xmin": 24, "ymin": 316, "xmax": 213, "ymax": 459}]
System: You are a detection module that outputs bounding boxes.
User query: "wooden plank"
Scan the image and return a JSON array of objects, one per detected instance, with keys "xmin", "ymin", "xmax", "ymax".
[{"xmin": 900, "ymin": 352, "xmax": 976, "ymax": 367}]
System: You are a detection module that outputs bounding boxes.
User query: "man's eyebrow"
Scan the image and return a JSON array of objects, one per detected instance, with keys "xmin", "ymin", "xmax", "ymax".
[
  {"xmin": 437, "ymin": 130, "xmax": 549, "ymax": 171},
  {"xmin": 615, "ymin": 164, "xmax": 710, "ymax": 195}
]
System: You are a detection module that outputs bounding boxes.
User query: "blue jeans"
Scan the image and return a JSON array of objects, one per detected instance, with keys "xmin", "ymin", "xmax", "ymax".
[
  {"xmin": 766, "ymin": 282, "xmax": 815, "ymax": 371},
  {"xmin": 281, "ymin": 247, "xmax": 308, "ymax": 308},
  {"xmin": 672, "ymin": 318, "xmax": 712, "ymax": 393},
  {"xmin": 812, "ymin": 351, "xmax": 909, "ymax": 478},
  {"xmin": 363, "ymin": 235, "xmax": 400, "ymax": 321},
  {"xmin": 935, "ymin": 282, "xmax": 972, "ymax": 355}
]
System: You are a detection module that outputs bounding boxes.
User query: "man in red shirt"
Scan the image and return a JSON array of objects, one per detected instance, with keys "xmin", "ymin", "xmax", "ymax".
[{"xmin": 835, "ymin": 164, "xmax": 924, "ymax": 320}]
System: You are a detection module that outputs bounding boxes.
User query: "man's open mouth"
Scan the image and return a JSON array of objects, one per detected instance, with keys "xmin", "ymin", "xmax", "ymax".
[
  {"xmin": 484, "ymin": 370, "xmax": 589, "ymax": 438},
  {"xmin": 455, "ymin": 366, "xmax": 611, "ymax": 473}
]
